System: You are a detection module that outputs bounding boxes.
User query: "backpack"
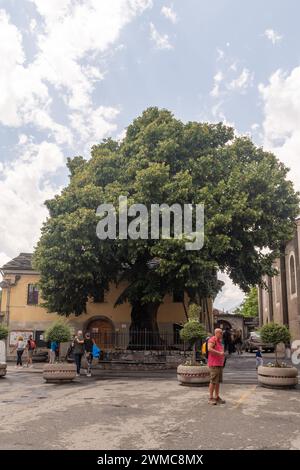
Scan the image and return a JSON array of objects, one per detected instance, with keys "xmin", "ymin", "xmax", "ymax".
[
  {"xmin": 30, "ymin": 339, "xmax": 36, "ymax": 350},
  {"xmin": 201, "ymin": 337, "xmax": 210, "ymax": 359}
]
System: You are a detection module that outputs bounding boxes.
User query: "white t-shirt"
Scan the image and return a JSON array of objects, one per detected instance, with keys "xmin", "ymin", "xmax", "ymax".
[{"xmin": 17, "ymin": 340, "xmax": 25, "ymax": 350}]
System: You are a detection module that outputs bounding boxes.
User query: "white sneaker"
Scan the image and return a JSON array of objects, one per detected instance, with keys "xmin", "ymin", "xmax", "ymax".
[
  {"xmin": 76, "ymin": 373, "xmax": 80, "ymax": 377},
  {"xmin": 86, "ymin": 373, "xmax": 92, "ymax": 377}
]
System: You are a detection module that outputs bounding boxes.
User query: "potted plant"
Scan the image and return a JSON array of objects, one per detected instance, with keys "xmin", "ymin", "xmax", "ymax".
[
  {"xmin": 43, "ymin": 320, "xmax": 76, "ymax": 383},
  {"xmin": 177, "ymin": 304, "xmax": 210, "ymax": 386},
  {"xmin": 0, "ymin": 324, "xmax": 8, "ymax": 378},
  {"xmin": 257, "ymin": 323, "xmax": 298, "ymax": 388}
]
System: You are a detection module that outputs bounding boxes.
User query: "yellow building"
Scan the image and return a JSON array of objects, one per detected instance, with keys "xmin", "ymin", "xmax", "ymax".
[{"xmin": 0, "ymin": 253, "xmax": 213, "ymax": 352}]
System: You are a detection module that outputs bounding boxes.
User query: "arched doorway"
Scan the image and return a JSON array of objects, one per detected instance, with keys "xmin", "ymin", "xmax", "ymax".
[
  {"xmin": 85, "ymin": 316, "xmax": 115, "ymax": 351},
  {"xmin": 215, "ymin": 319, "xmax": 232, "ymax": 330}
]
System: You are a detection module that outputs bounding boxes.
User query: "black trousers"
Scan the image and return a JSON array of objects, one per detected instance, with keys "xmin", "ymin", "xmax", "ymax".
[
  {"xmin": 74, "ymin": 353, "xmax": 83, "ymax": 374},
  {"xmin": 17, "ymin": 350, "xmax": 24, "ymax": 366}
]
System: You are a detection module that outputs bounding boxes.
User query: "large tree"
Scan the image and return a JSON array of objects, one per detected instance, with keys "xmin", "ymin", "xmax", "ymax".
[{"xmin": 33, "ymin": 107, "xmax": 299, "ymax": 345}]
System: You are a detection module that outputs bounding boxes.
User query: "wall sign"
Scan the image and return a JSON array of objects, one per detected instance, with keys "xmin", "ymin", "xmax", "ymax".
[{"xmin": 9, "ymin": 330, "xmax": 34, "ymax": 346}]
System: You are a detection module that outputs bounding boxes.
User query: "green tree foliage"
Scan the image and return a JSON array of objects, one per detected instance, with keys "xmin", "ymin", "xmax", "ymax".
[
  {"xmin": 180, "ymin": 304, "xmax": 207, "ymax": 364},
  {"xmin": 0, "ymin": 324, "xmax": 9, "ymax": 340},
  {"xmin": 234, "ymin": 287, "xmax": 258, "ymax": 317},
  {"xmin": 44, "ymin": 320, "xmax": 72, "ymax": 343},
  {"xmin": 33, "ymin": 107, "xmax": 299, "ymax": 342},
  {"xmin": 260, "ymin": 322, "xmax": 291, "ymax": 366},
  {"xmin": 180, "ymin": 320, "xmax": 207, "ymax": 344}
]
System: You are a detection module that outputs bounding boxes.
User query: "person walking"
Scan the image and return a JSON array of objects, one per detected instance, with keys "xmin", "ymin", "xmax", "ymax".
[
  {"xmin": 54, "ymin": 342, "xmax": 60, "ymax": 362},
  {"xmin": 26, "ymin": 335, "xmax": 36, "ymax": 367},
  {"xmin": 235, "ymin": 329, "xmax": 243, "ymax": 355},
  {"xmin": 49, "ymin": 340, "xmax": 58, "ymax": 364},
  {"xmin": 222, "ymin": 328, "xmax": 231, "ymax": 353},
  {"xmin": 11, "ymin": 336, "xmax": 26, "ymax": 368},
  {"xmin": 84, "ymin": 332, "xmax": 94, "ymax": 377},
  {"xmin": 255, "ymin": 347, "xmax": 263, "ymax": 369},
  {"xmin": 73, "ymin": 330, "xmax": 85, "ymax": 376},
  {"xmin": 207, "ymin": 328, "xmax": 226, "ymax": 405}
]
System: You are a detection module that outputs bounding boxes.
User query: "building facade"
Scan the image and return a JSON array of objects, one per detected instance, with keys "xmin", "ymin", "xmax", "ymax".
[
  {"xmin": 258, "ymin": 219, "xmax": 300, "ymax": 341},
  {"xmin": 213, "ymin": 311, "xmax": 258, "ymax": 340},
  {"xmin": 0, "ymin": 253, "xmax": 213, "ymax": 352}
]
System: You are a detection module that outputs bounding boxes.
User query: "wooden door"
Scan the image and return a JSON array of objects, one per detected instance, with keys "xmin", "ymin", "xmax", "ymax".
[{"xmin": 88, "ymin": 318, "xmax": 114, "ymax": 350}]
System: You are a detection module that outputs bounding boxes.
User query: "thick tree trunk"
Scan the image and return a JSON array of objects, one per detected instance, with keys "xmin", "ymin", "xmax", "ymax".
[{"xmin": 128, "ymin": 301, "xmax": 162, "ymax": 350}]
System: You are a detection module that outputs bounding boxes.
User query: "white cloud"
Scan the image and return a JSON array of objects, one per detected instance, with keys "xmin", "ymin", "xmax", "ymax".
[
  {"xmin": 0, "ymin": 9, "xmax": 72, "ymax": 144},
  {"xmin": 0, "ymin": 2, "xmax": 152, "ymax": 144},
  {"xmin": 259, "ymin": 67, "xmax": 300, "ymax": 191},
  {"xmin": 216, "ymin": 48, "xmax": 224, "ymax": 61},
  {"xmin": 18, "ymin": 134, "xmax": 28, "ymax": 145},
  {"xmin": 161, "ymin": 5, "xmax": 178, "ymax": 24},
  {"xmin": 150, "ymin": 22, "xmax": 173, "ymax": 50},
  {"xmin": 0, "ymin": 0, "xmax": 153, "ymax": 268},
  {"xmin": 251, "ymin": 123, "xmax": 260, "ymax": 131},
  {"xmin": 117, "ymin": 128, "xmax": 127, "ymax": 142},
  {"xmin": 69, "ymin": 105, "xmax": 120, "ymax": 153},
  {"xmin": 228, "ymin": 68, "xmax": 253, "ymax": 92},
  {"xmin": 0, "ymin": 141, "xmax": 64, "ymax": 260},
  {"xmin": 29, "ymin": 18, "xmax": 37, "ymax": 33},
  {"xmin": 264, "ymin": 28, "xmax": 282, "ymax": 45},
  {"xmin": 31, "ymin": 0, "xmax": 152, "ymax": 110},
  {"xmin": 210, "ymin": 71, "xmax": 223, "ymax": 97},
  {"xmin": 215, "ymin": 272, "xmax": 244, "ymax": 312}
]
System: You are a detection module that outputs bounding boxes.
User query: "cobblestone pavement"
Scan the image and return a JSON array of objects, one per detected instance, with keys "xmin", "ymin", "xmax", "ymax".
[{"xmin": 1, "ymin": 357, "xmax": 300, "ymax": 450}]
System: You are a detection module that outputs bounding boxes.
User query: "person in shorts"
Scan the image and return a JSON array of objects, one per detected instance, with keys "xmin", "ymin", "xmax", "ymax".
[
  {"xmin": 26, "ymin": 335, "xmax": 36, "ymax": 368},
  {"xmin": 208, "ymin": 328, "xmax": 226, "ymax": 405}
]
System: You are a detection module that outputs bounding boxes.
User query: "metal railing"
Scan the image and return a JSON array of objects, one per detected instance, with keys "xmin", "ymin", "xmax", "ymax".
[{"xmin": 90, "ymin": 330, "xmax": 189, "ymax": 351}]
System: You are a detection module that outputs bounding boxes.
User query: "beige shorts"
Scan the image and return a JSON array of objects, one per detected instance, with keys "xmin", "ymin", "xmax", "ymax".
[
  {"xmin": 209, "ymin": 366, "xmax": 223, "ymax": 384},
  {"xmin": 28, "ymin": 350, "xmax": 34, "ymax": 358}
]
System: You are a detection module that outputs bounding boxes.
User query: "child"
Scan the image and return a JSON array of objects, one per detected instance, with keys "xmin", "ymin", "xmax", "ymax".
[{"xmin": 256, "ymin": 347, "xmax": 263, "ymax": 369}]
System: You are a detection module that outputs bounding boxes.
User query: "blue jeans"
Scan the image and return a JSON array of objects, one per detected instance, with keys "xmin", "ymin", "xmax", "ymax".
[{"xmin": 74, "ymin": 353, "xmax": 83, "ymax": 374}]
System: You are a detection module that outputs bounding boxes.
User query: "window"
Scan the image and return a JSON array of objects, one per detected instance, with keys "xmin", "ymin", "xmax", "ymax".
[
  {"xmin": 290, "ymin": 255, "xmax": 296, "ymax": 295},
  {"xmin": 27, "ymin": 284, "xmax": 39, "ymax": 305},
  {"xmin": 173, "ymin": 290, "xmax": 184, "ymax": 303}
]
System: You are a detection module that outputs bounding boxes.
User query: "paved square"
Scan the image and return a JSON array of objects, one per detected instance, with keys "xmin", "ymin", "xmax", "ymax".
[{"xmin": 1, "ymin": 361, "xmax": 300, "ymax": 450}]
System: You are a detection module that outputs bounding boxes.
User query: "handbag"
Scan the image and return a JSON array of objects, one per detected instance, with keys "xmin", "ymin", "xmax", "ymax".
[{"xmin": 92, "ymin": 344, "xmax": 101, "ymax": 358}]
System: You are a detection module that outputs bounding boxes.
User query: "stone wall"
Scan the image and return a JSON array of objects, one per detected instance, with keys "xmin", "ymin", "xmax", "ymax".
[{"xmin": 84, "ymin": 349, "xmax": 192, "ymax": 371}]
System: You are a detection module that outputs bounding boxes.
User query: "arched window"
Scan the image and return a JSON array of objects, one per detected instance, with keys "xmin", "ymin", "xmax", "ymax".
[{"xmin": 290, "ymin": 255, "xmax": 296, "ymax": 296}]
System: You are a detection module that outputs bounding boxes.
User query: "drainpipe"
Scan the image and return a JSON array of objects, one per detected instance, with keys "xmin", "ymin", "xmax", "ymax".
[
  {"xmin": 280, "ymin": 245, "xmax": 289, "ymax": 326},
  {"xmin": 267, "ymin": 276, "xmax": 274, "ymax": 322},
  {"xmin": 258, "ymin": 286, "xmax": 263, "ymax": 327}
]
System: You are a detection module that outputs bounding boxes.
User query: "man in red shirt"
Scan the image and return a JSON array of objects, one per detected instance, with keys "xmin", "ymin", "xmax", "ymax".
[{"xmin": 208, "ymin": 328, "xmax": 226, "ymax": 405}]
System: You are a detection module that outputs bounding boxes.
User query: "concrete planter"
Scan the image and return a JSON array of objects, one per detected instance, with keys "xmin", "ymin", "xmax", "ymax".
[
  {"xmin": 177, "ymin": 364, "xmax": 210, "ymax": 386},
  {"xmin": 43, "ymin": 363, "xmax": 76, "ymax": 383},
  {"xmin": 258, "ymin": 365, "xmax": 298, "ymax": 389},
  {"xmin": 0, "ymin": 340, "xmax": 6, "ymax": 364},
  {"xmin": 0, "ymin": 363, "xmax": 7, "ymax": 378}
]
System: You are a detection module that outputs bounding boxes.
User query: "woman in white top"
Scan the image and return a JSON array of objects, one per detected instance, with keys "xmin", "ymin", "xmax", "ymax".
[{"xmin": 11, "ymin": 336, "xmax": 26, "ymax": 368}]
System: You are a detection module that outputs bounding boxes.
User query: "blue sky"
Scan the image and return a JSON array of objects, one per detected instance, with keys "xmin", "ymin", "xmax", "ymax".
[{"xmin": 1, "ymin": 0, "xmax": 300, "ymax": 311}]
